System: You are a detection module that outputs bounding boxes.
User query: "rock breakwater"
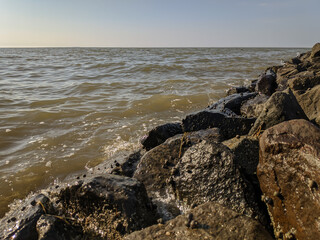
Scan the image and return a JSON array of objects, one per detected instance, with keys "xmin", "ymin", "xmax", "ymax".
[{"xmin": 1, "ymin": 44, "xmax": 320, "ymax": 239}]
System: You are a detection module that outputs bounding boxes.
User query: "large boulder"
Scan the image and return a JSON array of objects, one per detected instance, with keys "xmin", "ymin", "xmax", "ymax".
[
  {"xmin": 249, "ymin": 88, "xmax": 308, "ymax": 135},
  {"xmin": 207, "ymin": 92, "xmax": 257, "ymax": 115},
  {"xmin": 276, "ymin": 64, "xmax": 300, "ymax": 91},
  {"xmin": 182, "ymin": 110, "xmax": 255, "ymax": 140},
  {"xmin": 134, "ymin": 129, "xmax": 268, "ymax": 225},
  {"xmin": 0, "ymin": 194, "xmax": 55, "ymax": 240},
  {"xmin": 258, "ymin": 119, "xmax": 320, "ymax": 240},
  {"xmin": 255, "ymin": 69, "xmax": 277, "ymax": 96},
  {"xmin": 240, "ymin": 94, "xmax": 269, "ymax": 118},
  {"xmin": 125, "ymin": 202, "xmax": 273, "ymax": 240},
  {"xmin": 51, "ymin": 174, "xmax": 158, "ymax": 239},
  {"xmin": 141, "ymin": 123, "xmax": 183, "ymax": 150}
]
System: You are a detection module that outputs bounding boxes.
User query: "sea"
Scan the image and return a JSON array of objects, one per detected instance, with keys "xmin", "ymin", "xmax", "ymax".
[{"xmin": 0, "ymin": 47, "xmax": 308, "ymax": 216}]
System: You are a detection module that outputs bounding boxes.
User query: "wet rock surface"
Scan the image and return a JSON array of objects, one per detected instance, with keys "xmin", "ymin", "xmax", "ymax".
[
  {"xmin": 258, "ymin": 119, "xmax": 320, "ymax": 240},
  {"xmin": 182, "ymin": 110, "xmax": 255, "ymax": 140},
  {"xmin": 141, "ymin": 122, "xmax": 183, "ymax": 150},
  {"xmin": 125, "ymin": 202, "xmax": 273, "ymax": 240},
  {"xmin": 134, "ymin": 129, "xmax": 269, "ymax": 226},
  {"xmin": 51, "ymin": 174, "xmax": 158, "ymax": 239},
  {"xmin": 255, "ymin": 69, "xmax": 277, "ymax": 96},
  {"xmin": 0, "ymin": 194, "xmax": 54, "ymax": 240}
]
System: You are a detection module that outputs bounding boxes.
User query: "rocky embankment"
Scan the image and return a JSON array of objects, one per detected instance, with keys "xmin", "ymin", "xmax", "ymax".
[{"xmin": 1, "ymin": 43, "xmax": 320, "ymax": 240}]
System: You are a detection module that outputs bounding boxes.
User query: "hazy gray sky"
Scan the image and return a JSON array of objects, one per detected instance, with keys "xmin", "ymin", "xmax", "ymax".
[{"xmin": 1, "ymin": 0, "xmax": 319, "ymax": 47}]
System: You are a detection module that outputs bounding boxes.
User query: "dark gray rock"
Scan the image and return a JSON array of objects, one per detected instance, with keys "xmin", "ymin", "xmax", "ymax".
[
  {"xmin": 182, "ymin": 110, "xmax": 255, "ymax": 140},
  {"xmin": 125, "ymin": 202, "xmax": 273, "ymax": 240},
  {"xmin": 258, "ymin": 119, "xmax": 320, "ymax": 240},
  {"xmin": 0, "ymin": 194, "xmax": 54, "ymax": 240},
  {"xmin": 255, "ymin": 69, "xmax": 277, "ymax": 96},
  {"xmin": 223, "ymin": 135, "xmax": 259, "ymax": 175},
  {"xmin": 51, "ymin": 174, "xmax": 158, "ymax": 239},
  {"xmin": 134, "ymin": 129, "xmax": 269, "ymax": 226},
  {"xmin": 207, "ymin": 92, "xmax": 257, "ymax": 115},
  {"xmin": 36, "ymin": 215, "xmax": 81, "ymax": 240},
  {"xmin": 249, "ymin": 88, "xmax": 308, "ymax": 136},
  {"xmin": 240, "ymin": 94, "xmax": 269, "ymax": 118},
  {"xmin": 226, "ymin": 86, "xmax": 250, "ymax": 96},
  {"xmin": 92, "ymin": 149, "xmax": 145, "ymax": 178},
  {"xmin": 141, "ymin": 122, "xmax": 183, "ymax": 150}
]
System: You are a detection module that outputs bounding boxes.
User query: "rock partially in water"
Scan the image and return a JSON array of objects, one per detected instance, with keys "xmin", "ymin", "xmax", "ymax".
[
  {"xmin": 182, "ymin": 110, "xmax": 255, "ymax": 140},
  {"xmin": 51, "ymin": 174, "xmax": 158, "ymax": 239},
  {"xmin": 134, "ymin": 129, "xmax": 268, "ymax": 226},
  {"xmin": 255, "ymin": 69, "xmax": 277, "ymax": 96},
  {"xmin": 0, "ymin": 194, "xmax": 54, "ymax": 240},
  {"xmin": 249, "ymin": 88, "xmax": 308, "ymax": 135},
  {"xmin": 258, "ymin": 119, "xmax": 320, "ymax": 240},
  {"xmin": 240, "ymin": 94, "xmax": 269, "ymax": 118},
  {"xmin": 141, "ymin": 122, "xmax": 183, "ymax": 150},
  {"xmin": 125, "ymin": 202, "xmax": 273, "ymax": 240},
  {"xmin": 207, "ymin": 92, "xmax": 257, "ymax": 115}
]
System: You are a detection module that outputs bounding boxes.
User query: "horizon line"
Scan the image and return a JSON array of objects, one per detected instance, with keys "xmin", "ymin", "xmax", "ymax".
[{"xmin": 0, "ymin": 45, "xmax": 311, "ymax": 49}]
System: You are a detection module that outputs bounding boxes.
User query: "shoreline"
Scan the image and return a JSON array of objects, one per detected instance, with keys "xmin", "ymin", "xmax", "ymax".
[{"xmin": 1, "ymin": 44, "xmax": 320, "ymax": 239}]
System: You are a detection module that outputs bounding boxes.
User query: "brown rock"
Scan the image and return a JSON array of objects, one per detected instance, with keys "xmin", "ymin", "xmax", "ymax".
[
  {"xmin": 258, "ymin": 119, "xmax": 320, "ymax": 240},
  {"xmin": 125, "ymin": 202, "xmax": 273, "ymax": 240},
  {"xmin": 249, "ymin": 88, "xmax": 308, "ymax": 135},
  {"xmin": 291, "ymin": 84, "xmax": 320, "ymax": 126},
  {"xmin": 310, "ymin": 42, "xmax": 320, "ymax": 61}
]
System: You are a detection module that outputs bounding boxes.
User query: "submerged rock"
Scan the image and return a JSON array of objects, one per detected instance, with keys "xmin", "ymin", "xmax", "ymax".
[
  {"xmin": 125, "ymin": 202, "xmax": 273, "ymax": 240},
  {"xmin": 182, "ymin": 110, "xmax": 255, "ymax": 140},
  {"xmin": 141, "ymin": 122, "xmax": 183, "ymax": 150},
  {"xmin": 258, "ymin": 119, "xmax": 320, "ymax": 240},
  {"xmin": 51, "ymin": 174, "xmax": 158, "ymax": 239}
]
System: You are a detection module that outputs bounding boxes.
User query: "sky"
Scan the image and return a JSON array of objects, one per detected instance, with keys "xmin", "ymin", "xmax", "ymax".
[{"xmin": 0, "ymin": 0, "xmax": 319, "ymax": 48}]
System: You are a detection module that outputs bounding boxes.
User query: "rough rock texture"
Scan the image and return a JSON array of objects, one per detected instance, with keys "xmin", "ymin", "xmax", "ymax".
[
  {"xmin": 249, "ymin": 88, "xmax": 308, "ymax": 135},
  {"xmin": 182, "ymin": 110, "xmax": 255, "ymax": 140},
  {"xmin": 0, "ymin": 194, "xmax": 55, "ymax": 240},
  {"xmin": 92, "ymin": 149, "xmax": 145, "ymax": 178},
  {"xmin": 125, "ymin": 202, "xmax": 273, "ymax": 240},
  {"xmin": 134, "ymin": 129, "xmax": 221, "ymax": 220},
  {"xmin": 240, "ymin": 94, "xmax": 269, "ymax": 118},
  {"xmin": 207, "ymin": 92, "xmax": 257, "ymax": 115},
  {"xmin": 276, "ymin": 64, "xmax": 300, "ymax": 91},
  {"xmin": 141, "ymin": 122, "xmax": 183, "ymax": 150},
  {"xmin": 255, "ymin": 69, "xmax": 277, "ymax": 96},
  {"xmin": 134, "ymin": 129, "xmax": 268, "ymax": 226},
  {"xmin": 226, "ymin": 86, "xmax": 250, "ymax": 96},
  {"xmin": 258, "ymin": 119, "xmax": 320, "ymax": 240},
  {"xmin": 51, "ymin": 174, "xmax": 158, "ymax": 239},
  {"xmin": 36, "ymin": 215, "xmax": 81, "ymax": 240},
  {"xmin": 222, "ymin": 135, "xmax": 259, "ymax": 175}
]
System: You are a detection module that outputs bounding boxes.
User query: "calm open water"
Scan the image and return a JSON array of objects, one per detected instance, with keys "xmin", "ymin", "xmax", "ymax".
[{"xmin": 0, "ymin": 47, "xmax": 308, "ymax": 216}]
